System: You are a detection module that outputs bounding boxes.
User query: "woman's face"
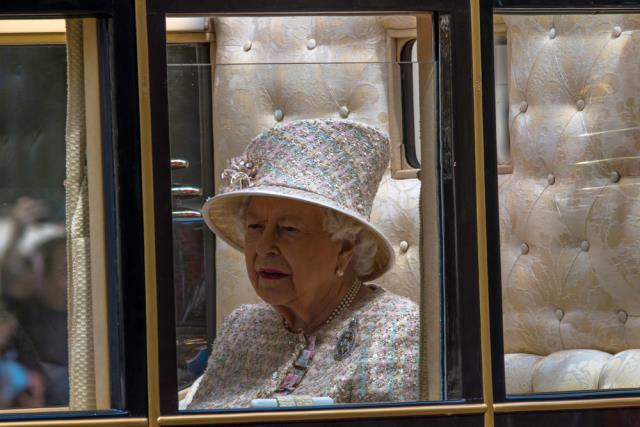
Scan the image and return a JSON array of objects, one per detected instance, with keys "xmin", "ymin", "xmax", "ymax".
[{"xmin": 244, "ymin": 196, "xmax": 345, "ymax": 309}]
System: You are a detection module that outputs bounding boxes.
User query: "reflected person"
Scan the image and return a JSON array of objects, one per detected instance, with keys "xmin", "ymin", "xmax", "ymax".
[{"xmin": 186, "ymin": 119, "xmax": 419, "ymax": 409}]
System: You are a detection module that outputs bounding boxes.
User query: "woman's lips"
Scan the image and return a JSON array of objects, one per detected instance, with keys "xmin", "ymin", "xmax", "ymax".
[{"xmin": 258, "ymin": 269, "xmax": 289, "ymax": 280}]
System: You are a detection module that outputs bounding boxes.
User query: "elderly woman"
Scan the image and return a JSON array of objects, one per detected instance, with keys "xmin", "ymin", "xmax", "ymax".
[{"xmin": 186, "ymin": 119, "xmax": 419, "ymax": 409}]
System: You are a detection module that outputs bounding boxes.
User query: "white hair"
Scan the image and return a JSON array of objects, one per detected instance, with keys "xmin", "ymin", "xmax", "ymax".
[
  {"xmin": 321, "ymin": 208, "xmax": 377, "ymax": 278},
  {"xmin": 235, "ymin": 197, "xmax": 377, "ymax": 278}
]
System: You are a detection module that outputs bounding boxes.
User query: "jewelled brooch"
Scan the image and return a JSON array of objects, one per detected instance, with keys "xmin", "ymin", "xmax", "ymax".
[
  {"xmin": 334, "ymin": 318, "xmax": 358, "ymax": 361},
  {"xmin": 220, "ymin": 155, "xmax": 260, "ymax": 192}
]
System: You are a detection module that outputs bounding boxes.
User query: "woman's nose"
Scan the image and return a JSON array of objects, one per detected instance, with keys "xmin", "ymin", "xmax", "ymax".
[{"xmin": 255, "ymin": 227, "xmax": 279, "ymax": 256}]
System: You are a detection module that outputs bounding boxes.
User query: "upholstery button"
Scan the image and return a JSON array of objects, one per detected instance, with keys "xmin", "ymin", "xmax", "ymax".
[
  {"xmin": 243, "ymin": 41, "xmax": 252, "ymax": 51},
  {"xmin": 399, "ymin": 241, "xmax": 409, "ymax": 253},
  {"xmin": 610, "ymin": 170, "xmax": 621, "ymax": 183},
  {"xmin": 547, "ymin": 174, "xmax": 555, "ymax": 185},
  {"xmin": 519, "ymin": 101, "xmax": 528, "ymax": 113},
  {"xmin": 520, "ymin": 243, "xmax": 529, "ymax": 255},
  {"xmin": 339, "ymin": 105, "xmax": 350, "ymax": 118},
  {"xmin": 555, "ymin": 308, "xmax": 564, "ymax": 321},
  {"xmin": 612, "ymin": 26, "xmax": 622, "ymax": 38},
  {"xmin": 618, "ymin": 310, "xmax": 628, "ymax": 323},
  {"xmin": 307, "ymin": 38, "xmax": 317, "ymax": 50},
  {"xmin": 580, "ymin": 240, "xmax": 590, "ymax": 252},
  {"xmin": 274, "ymin": 109, "xmax": 284, "ymax": 121},
  {"xmin": 576, "ymin": 99, "xmax": 585, "ymax": 111},
  {"xmin": 549, "ymin": 27, "xmax": 557, "ymax": 39}
]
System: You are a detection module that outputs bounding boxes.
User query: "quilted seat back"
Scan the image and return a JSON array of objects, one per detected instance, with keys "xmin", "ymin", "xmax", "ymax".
[
  {"xmin": 210, "ymin": 16, "xmax": 422, "ymax": 327},
  {"xmin": 500, "ymin": 14, "xmax": 640, "ymax": 393}
]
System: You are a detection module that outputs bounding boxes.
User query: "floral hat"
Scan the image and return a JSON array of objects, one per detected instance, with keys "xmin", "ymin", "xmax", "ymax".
[{"xmin": 201, "ymin": 118, "xmax": 394, "ymax": 281}]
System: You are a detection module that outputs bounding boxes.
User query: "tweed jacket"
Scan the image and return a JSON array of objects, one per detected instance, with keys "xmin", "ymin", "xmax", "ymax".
[{"xmin": 187, "ymin": 285, "xmax": 419, "ymax": 409}]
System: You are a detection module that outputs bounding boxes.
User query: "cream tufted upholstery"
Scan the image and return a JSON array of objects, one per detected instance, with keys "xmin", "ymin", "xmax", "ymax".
[
  {"xmin": 500, "ymin": 14, "xmax": 640, "ymax": 394},
  {"xmin": 210, "ymin": 16, "xmax": 422, "ymax": 328}
]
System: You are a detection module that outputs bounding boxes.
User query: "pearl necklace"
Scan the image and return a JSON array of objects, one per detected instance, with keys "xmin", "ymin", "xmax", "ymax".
[
  {"xmin": 325, "ymin": 279, "xmax": 362, "ymax": 325},
  {"xmin": 282, "ymin": 279, "xmax": 362, "ymax": 331}
]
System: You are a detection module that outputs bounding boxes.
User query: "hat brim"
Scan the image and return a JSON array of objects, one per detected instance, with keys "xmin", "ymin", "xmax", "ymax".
[{"xmin": 201, "ymin": 186, "xmax": 395, "ymax": 282}]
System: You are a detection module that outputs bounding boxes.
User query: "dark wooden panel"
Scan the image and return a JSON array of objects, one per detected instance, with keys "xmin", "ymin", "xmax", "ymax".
[
  {"xmin": 478, "ymin": 0, "xmax": 506, "ymax": 403},
  {"xmin": 496, "ymin": 408, "xmax": 640, "ymax": 427},
  {"xmin": 110, "ymin": 0, "xmax": 150, "ymax": 415},
  {"xmin": 445, "ymin": 8, "xmax": 483, "ymax": 402},
  {"xmin": 253, "ymin": 414, "xmax": 483, "ymax": 427},
  {"xmin": 0, "ymin": 0, "xmax": 111, "ymax": 16},
  {"xmin": 168, "ymin": 413, "xmax": 484, "ymax": 427},
  {"xmin": 150, "ymin": 0, "xmax": 468, "ymax": 14},
  {"xmin": 146, "ymin": 11, "xmax": 180, "ymax": 415},
  {"xmin": 494, "ymin": 0, "xmax": 640, "ymax": 9}
]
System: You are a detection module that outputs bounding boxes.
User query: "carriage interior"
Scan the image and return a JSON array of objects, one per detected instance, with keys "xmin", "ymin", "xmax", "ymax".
[{"xmin": 0, "ymin": 10, "xmax": 638, "ymax": 414}]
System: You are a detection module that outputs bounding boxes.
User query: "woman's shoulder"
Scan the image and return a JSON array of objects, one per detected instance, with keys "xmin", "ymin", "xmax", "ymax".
[
  {"xmin": 349, "ymin": 284, "xmax": 419, "ymax": 338},
  {"xmin": 361, "ymin": 284, "xmax": 419, "ymax": 318},
  {"xmin": 224, "ymin": 302, "xmax": 279, "ymax": 327},
  {"xmin": 213, "ymin": 302, "xmax": 283, "ymax": 347}
]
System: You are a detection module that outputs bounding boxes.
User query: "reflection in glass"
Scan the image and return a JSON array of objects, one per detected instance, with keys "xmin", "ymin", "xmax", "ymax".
[
  {"xmin": 400, "ymin": 39, "xmax": 422, "ymax": 168},
  {"xmin": 168, "ymin": 15, "xmax": 440, "ymax": 410},
  {"xmin": 495, "ymin": 13, "xmax": 640, "ymax": 395},
  {"xmin": 0, "ymin": 19, "xmax": 108, "ymax": 411},
  {"xmin": 0, "ymin": 44, "xmax": 68, "ymax": 408},
  {"xmin": 167, "ymin": 43, "xmax": 213, "ymax": 391}
]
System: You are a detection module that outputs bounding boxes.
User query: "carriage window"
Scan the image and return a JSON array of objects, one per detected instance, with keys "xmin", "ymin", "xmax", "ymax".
[
  {"xmin": 494, "ymin": 12, "xmax": 640, "ymax": 395},
  {"xmin": 400, "ymin": 39, "xmax": 421, "ymax": 169},
  {"xmin": 165, "ymin": 15, "xmax": 454, "ymax": 410},
  {"xmin": 0, "ymin": 18, "xmax": 113, "ymax": 411}
]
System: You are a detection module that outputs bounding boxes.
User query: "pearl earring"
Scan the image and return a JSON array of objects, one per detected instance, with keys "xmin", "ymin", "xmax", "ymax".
[{"xmin": 336, "ymin": 269, "xmax": 344, "ymax": 277}]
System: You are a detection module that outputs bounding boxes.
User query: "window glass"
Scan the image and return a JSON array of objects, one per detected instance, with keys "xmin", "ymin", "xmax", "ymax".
[
  {"xmin": 167, "ymin": 43, "xmax": 214, "ymax": 391},
  {"xmin": 167, "ymin": 15, "xmax": 448, "ymax": 411},
  {"xmin": 0, "ymin": 41, "xmax": 68, "ymax": 409},
  {"xmin": 400, "ymin": 39, "xmax": 421, "ymax": 169},
  {"xmin": 494, "ymin": 12, "xmax": 640, "ymax": 395},
  {"xmin": 0, "ymin": 18, "xmax": 113, "ymax": 411}
]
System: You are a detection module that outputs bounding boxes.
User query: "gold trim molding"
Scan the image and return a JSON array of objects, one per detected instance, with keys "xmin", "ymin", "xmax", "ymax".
[
  {"xmin": 0, "ymin": 418, "xmax": 147, "ymax": 427},
  {"xmin": 493, "ymin": 15, "xmax": 507, "ymax": 38},
  {"xmin": 134, "ymin": 1, "xmax": 161, "ymax": 427},
  {"xmin": 158, "ymin": 404, "xmax": 488, "ymax": 425},
  {"xmin": 167, "ymin": 32, "xmax": 212, "ymax": 44},
  {"xmin": 0, "ymin": 33, "xmax": 65, "ymax": 44},
  {"xmin": 470, "ymin": 0, "xmax": 494, "ymax": 427}
]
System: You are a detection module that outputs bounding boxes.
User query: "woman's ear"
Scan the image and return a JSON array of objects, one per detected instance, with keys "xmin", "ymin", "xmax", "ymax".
[{"xmin": 337, "ymin": 239, "xmax": 355, "ymax": 273}]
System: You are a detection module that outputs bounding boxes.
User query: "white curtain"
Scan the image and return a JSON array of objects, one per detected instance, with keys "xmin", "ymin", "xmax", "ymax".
[{"xmin": 65, "ymin": 19, "xmax": 96, "ymax": 410}]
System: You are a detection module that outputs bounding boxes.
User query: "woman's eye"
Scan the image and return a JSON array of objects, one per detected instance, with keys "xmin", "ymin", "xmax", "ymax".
[
  {"xmin": 247, "ymin": 223, "xmax": 263, "ymax": 231},
  {"xmin": 280, "ymin": 226, "xmax": 300, "ymax": 234}
]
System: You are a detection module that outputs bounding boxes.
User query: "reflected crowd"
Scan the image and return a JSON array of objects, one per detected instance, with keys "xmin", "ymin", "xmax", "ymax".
[{"xmin": 0, "ymin": 197, "xmax": 68, "ymax": 408}]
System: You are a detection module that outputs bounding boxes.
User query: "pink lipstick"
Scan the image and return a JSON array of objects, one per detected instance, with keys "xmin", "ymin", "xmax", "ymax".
[{"xmin": 258, "ymin": 268, "xmax": 289, "ymax": 280}]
